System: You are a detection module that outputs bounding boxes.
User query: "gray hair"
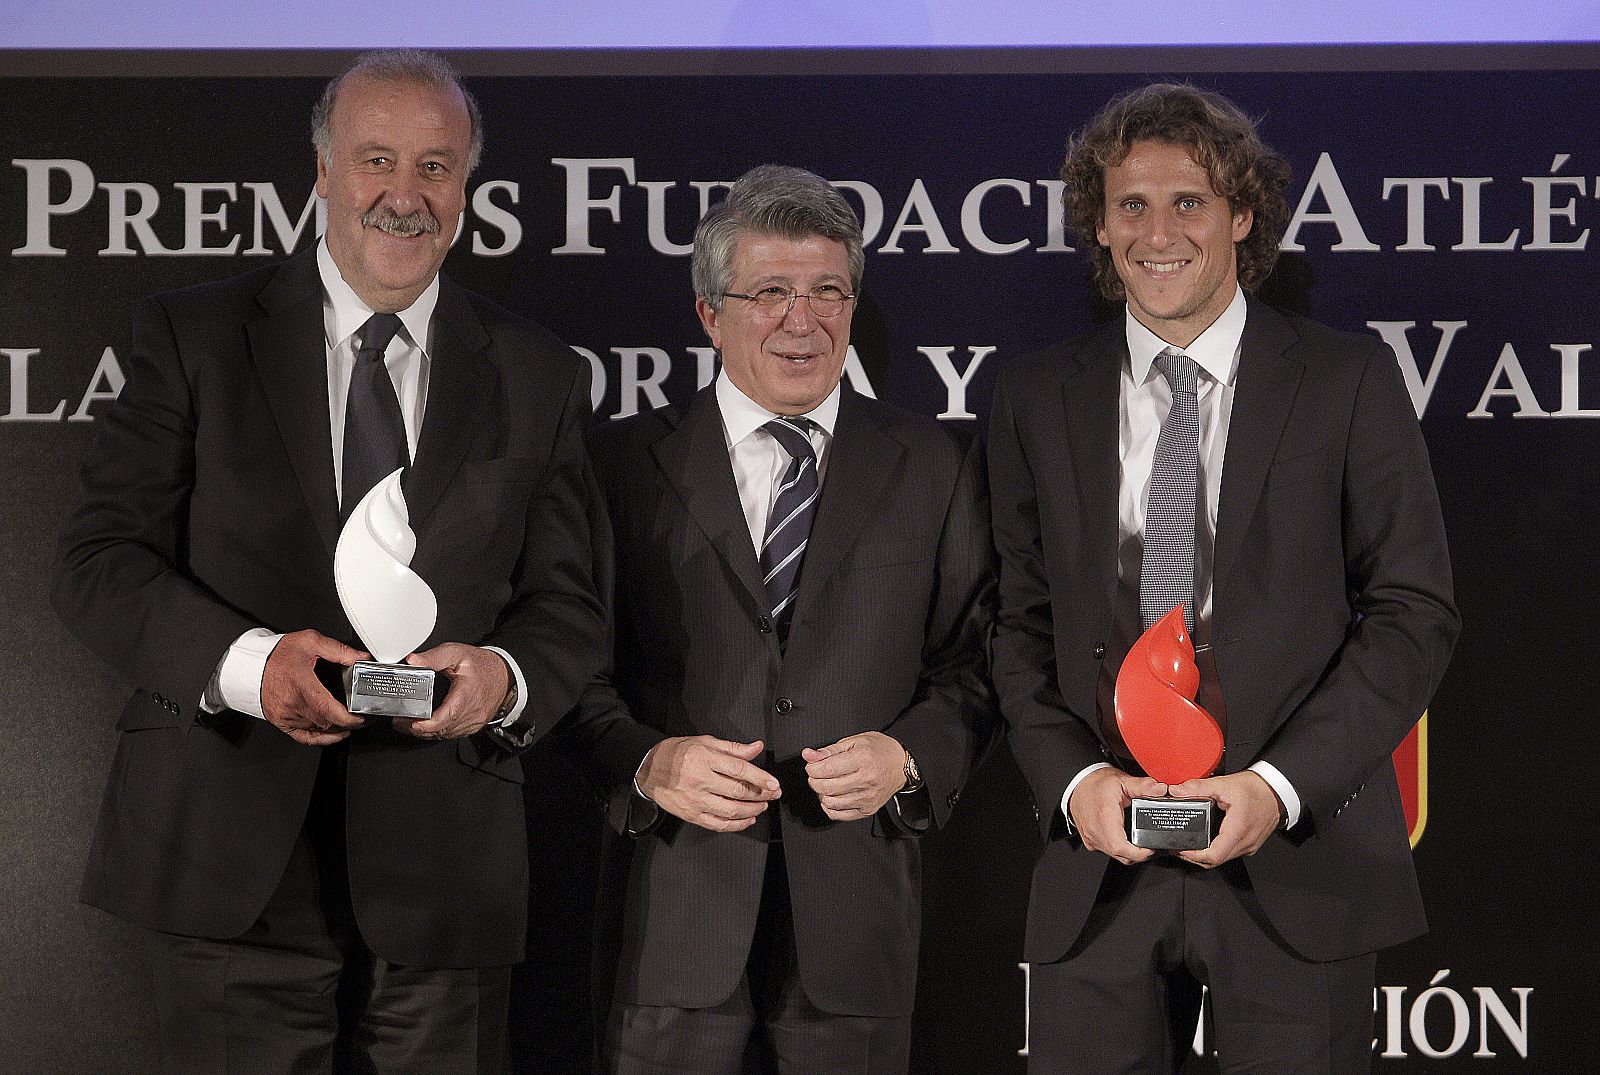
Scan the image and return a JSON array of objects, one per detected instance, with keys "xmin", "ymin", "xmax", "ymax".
[
  {"xmin": 691, "ymin": 164, "xmax": 864, "ymax": 311},
  {"xmin": 311, "ymin": 48, "xmax": 484, "ymax": 174}
]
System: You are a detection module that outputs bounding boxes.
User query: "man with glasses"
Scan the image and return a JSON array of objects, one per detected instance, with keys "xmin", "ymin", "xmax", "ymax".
[{"xmin": 564, "ymin": 164, "xmax": 995, "ymax": 1074}]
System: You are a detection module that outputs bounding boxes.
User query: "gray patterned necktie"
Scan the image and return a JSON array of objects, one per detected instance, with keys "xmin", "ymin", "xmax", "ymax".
[
  {"xmin": 760, "ymin": 417, "xmax": 819, "ymax": 647},
  {"xmin": 341, "ymin": 312, "xmax": 407, "ymax": 519},
  {"xmin": 1140, "ymin": 348, "xmax": 1200, "ymax": 632}
]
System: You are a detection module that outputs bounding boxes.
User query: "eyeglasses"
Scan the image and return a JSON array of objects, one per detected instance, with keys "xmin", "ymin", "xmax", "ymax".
[{"xmin": 721, "ymin": 285, "xmax": 856, "ymax": 319}]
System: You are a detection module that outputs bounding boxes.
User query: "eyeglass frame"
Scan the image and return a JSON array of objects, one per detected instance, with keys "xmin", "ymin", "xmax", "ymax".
[{"xmin": 720, "ymin": 285, "xmax": 858, "ymax": 319}]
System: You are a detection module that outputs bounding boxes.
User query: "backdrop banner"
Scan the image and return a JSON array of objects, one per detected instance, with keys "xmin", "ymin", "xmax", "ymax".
[{"xmin": 2, "ymin": 54, "xmax": 1590, "ymax": 1072}]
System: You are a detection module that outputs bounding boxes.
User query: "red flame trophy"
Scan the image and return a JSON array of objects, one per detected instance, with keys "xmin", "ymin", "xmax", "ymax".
[{"xmin": 1114, "ymin": 604, "xmax": 1224, "ymax": 850}]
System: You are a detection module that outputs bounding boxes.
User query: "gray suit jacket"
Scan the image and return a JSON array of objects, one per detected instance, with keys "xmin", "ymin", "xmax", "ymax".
[
  {"xmin": 989, "ymin": 299, "xmax": 1459, "ymax": 965},
  {"xmin": 566, "ymin": 385, "xmax": 997, "ymax": 1017}
]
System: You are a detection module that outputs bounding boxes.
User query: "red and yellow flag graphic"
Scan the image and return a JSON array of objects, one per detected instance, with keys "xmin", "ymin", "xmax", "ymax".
[{"xmin": 1392, "ymin": 712, "xmax": 1428, "ymax": 848}]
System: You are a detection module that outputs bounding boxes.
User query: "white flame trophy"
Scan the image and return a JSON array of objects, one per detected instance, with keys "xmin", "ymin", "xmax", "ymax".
[{"xmin": 334, "ymin": 469, "xmax": 439, "ymax": 719}]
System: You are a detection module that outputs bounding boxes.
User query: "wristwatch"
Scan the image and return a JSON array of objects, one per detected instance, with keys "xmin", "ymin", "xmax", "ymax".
[{"xmin": 899, "ymin": 749, "xmax": 923, "ymax": 795}]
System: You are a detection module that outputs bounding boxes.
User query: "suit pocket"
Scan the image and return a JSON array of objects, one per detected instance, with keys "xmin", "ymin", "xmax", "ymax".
[
  {"xmin": 1266, "ymin": 447, "xmax": 1338, "ymax": 490},
  {"xmin": 454, "ymin": 456, "xmax": 538, "ymax": 524},
  {"xmin": 840, "ymin": 538, "xmax": 932, "ymax": 572},
  {"xmin": 459, "ymin": 456, "xmax": 539, "ymax": 484},
  {"xmin": 115, "ymin": 690, "xmax": 189, "ymax": 732}
]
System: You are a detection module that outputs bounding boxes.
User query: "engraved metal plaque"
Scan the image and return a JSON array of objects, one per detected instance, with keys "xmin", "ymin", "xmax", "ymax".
[{"xmin": 1128, "ymin": 797, "xmax": 1217, "ymax": 851}]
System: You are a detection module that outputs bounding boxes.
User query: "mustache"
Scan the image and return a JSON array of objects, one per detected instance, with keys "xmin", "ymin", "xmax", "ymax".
[{"xmin": 362, "ymin": 206, "xmax": 439, "ymax": 238}]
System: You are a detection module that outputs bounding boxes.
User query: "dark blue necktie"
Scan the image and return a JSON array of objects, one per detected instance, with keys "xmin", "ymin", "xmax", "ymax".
[
  {"xmin": 341, "ymin": 313, "xmax": 407, "ymax": 518},
  {"xmin": 1140, "ymin": 348, "xmax": 1200, "ymax": 633},
  {"xmin": 760, "ymin": 417, "xmax": 819, "ymax": 647}
]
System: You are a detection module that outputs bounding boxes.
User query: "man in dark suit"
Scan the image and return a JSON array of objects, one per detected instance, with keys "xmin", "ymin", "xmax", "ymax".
[
  {"xmin": 52, "ymin": 49, "xmax": 602, "ymax": 1073},
  {"xmin": 988, "ymin": 84, "xmax": 1460, "ymax": 1071},
  {"xmin": 565, "ymin": 164, "xmax": 995, "ymax": 1074}
]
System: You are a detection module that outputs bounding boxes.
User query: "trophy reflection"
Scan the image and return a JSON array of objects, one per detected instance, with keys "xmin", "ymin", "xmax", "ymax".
[
  {"xmin": 334, "ymin": 469, "xmax": 438, "ymax": 719},
  {"xmin": 1114, "ymin": 604, "xmax": 1224, "ymax": 850}
]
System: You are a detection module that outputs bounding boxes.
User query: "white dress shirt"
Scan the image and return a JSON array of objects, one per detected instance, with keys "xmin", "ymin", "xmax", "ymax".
[
  {"xmin": 1061, "ymin": 288, "xmax": 1301, "ymax": 829},
  {"xmin": 631, "ymin": 372, "xmax": 841, "ymax": 803},
  {"xmin": 715, "ymin": 371, "xmax": 839, "ymax": 554},
  {"xmin": 706, "ymin": 372, "xmax": 926, "ymax": 825},
  {"xmin": 201, "ymin": 239, "xmax": 527, "ymax": 726}
]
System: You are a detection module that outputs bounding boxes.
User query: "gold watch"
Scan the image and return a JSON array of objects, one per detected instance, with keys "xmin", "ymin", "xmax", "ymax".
[{"xmin": 899, "ymin": 750, "xmax": 923, "ymax": 794}]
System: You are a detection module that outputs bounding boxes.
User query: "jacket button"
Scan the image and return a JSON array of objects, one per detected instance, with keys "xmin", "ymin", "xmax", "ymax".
[
  {"xmin": 774, "ymin": 697, "xmax": 794, "ymax": 715},
  {"xmin": 757, "ymin": 615, "xmax": 773, "ymax": 634},
  {"xmin": 1093, "ymin": 643, "xmax": 1105, "ymax": 660}
]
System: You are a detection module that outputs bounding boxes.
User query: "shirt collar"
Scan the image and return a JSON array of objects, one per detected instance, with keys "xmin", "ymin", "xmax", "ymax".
[
  {"xmin": 1124, "ymin": 285, "xmax": 1247, "ymax": 389},
  {"xmin": 715, "ymin": 371, "xmax": 841, "ymax": 449},
  {"xmin": 317, "ymin": 237, "xmax": 440, "ymax": 354}
]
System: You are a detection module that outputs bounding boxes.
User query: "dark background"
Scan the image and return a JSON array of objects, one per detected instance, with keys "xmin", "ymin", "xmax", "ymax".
[{"xmin": 2, "ymin": 49, "xmax": 1593, "ymax": 1072}]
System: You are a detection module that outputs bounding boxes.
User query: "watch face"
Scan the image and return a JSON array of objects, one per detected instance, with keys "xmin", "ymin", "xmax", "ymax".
[{"xmin": 903, "ymin": 753, "xmax": 922, "ymax": 791}]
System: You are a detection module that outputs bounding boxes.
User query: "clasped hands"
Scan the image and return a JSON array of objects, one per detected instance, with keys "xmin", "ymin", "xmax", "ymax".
[
  {"xmin": 1067, "ymin": 767, "xmax": 1283, "ymax": 869},
  {"xmin": 636, "ymin": 731, "xmax": 909, "ymax": 833},
  {"xmin": 260, "ymin": 629, "xmax": 508, "ymax": 746}
]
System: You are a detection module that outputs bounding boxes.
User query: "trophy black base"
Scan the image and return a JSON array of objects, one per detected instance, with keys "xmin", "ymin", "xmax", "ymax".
[
  {"xmin": 1128, "ymin": 797, "xmax": 1216, "ymax": 851},
  {"xmin": 345, "ymin": 661, "xmax": 436, "ymax": 720}
]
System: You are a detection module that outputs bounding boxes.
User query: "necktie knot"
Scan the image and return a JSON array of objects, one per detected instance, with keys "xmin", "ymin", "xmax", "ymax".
[
  {"xmin": 358, "ymin": 313, "xmax": 404, "ymax": 364},
  {"xmin": 764, "ymin": 416, "xmax": 816, "ymax": 463},
  {"xmin": 1154, "ymin": 348, "xmax": 1199, "ymax": 397}
]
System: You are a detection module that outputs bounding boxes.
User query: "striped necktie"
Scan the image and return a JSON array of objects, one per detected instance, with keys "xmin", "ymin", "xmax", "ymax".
[
  {"xmin": 760, "ymin": 417, "xmax": 820, "ymax": 647},
  {"xmin": 1140, "ymin": 348, "xmax": 1200, "ymax": 633}
]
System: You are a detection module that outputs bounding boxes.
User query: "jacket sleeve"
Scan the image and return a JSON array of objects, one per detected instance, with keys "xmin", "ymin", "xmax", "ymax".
[
  {"xmin": 482, "ymin": 359, "xmax": 611, "ymax": 753},
  {"xmin": 1255, "ymin": 341, "xmax": 1460, "ymax": 826},
  {"xmin": 52, "ymin": 294, "xmax": 256, "ymax": 718},
  {"xmin": 878, "ymin": 430, "xmax": 1000, "ymax": 833},
  {"xmin": 987, "ymin": 367, "xmax": 1112, "ymax": 841}
]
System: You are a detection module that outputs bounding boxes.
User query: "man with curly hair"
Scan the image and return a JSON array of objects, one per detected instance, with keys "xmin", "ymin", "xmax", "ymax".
[{"xmin": 989, "ymin": 83, "xmax": 1458, "ymax": 1071}]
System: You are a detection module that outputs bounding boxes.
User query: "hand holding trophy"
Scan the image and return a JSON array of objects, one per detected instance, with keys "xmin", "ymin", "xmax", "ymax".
[
  {"xmin": 1114, "ymin": 603, "xmax": 1224, "ymax": 850},
  {"xmin": 334, "ymin": 468, "xmax": 439, "ymax": 720}
]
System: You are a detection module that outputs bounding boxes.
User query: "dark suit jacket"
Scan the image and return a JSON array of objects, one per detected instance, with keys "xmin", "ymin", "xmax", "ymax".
[
  {"xmin": 988, "ymin": 299, "xmax": 1459, "ymax": 966},
  {"xmin": 563, "ymin": 385, "xmax": 996, "ymax": 1018},
  {"xmin": 53, "ymin": 249, "xmax": 605, "ymax": 969}
]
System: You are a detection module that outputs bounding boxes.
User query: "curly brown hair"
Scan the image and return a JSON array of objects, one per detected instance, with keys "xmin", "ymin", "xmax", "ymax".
[{"xmin": 1060, "ymin": 82, "xmax": 1291, "ymax": 301}]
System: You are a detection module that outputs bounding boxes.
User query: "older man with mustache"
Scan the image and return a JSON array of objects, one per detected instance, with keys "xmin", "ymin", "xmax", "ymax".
[{"xmin": 53, "ymin": 48, "xmax": 604, "ymax": 1074}]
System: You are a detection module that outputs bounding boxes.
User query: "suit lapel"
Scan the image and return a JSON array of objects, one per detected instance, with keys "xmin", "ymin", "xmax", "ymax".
[
  {"xmin": 1060, "ymin": 323, "xmax": 1124, "ymax": 610},
  {"xmin": 1214, "ymin": 299, "xmax": 1304, "ymax": 586},
  {"xmin": 651, "ymin": 388, "xmax": 769, "ymax": 611},
  {"xmin": 792, "ymin": 388, "xmax": 903, "ymax": 617},
  {"xmin": 406, "ymin": 277, "xmax": 494, "ymax": 535},
  {"xmin": 248, "ymin": 251, "xmax": 341, "ymax": 558}
]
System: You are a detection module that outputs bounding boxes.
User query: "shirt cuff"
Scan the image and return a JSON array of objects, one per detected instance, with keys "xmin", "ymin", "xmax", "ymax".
[
  {"xmin": 202, "ymin": 628, "xmax": 282, "ymax": 718},
  {"xmin": 1249, "ymin": 759, "xmax": 1301, "ymax": 829},
  {"xmin": 633, "ymin": 746, "xmax": 655, "ymax": 801},
  {"xmin": 889, "ymin": 785, "xmax": 932, "ymax": 832},
  {"xmin": 1059, "ymin": 762, "xmax": 1112, "ymax": 834},
  {"xmin": 481, "ymin": 646, "xmax": 527, "ymax": 727}
]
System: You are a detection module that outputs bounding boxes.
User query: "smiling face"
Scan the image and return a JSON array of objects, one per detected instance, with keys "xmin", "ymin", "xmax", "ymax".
[
  {"xmin": 1096, "ymin": 139, "xmax": 1253, "ymax": 348},
  {"xmin": 696, "ymin": 232, "xmax": 854, "ymax": 415},
  {"xmin": 315, "ymin": 72, "xmax": 472, "ymax": 312}
]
